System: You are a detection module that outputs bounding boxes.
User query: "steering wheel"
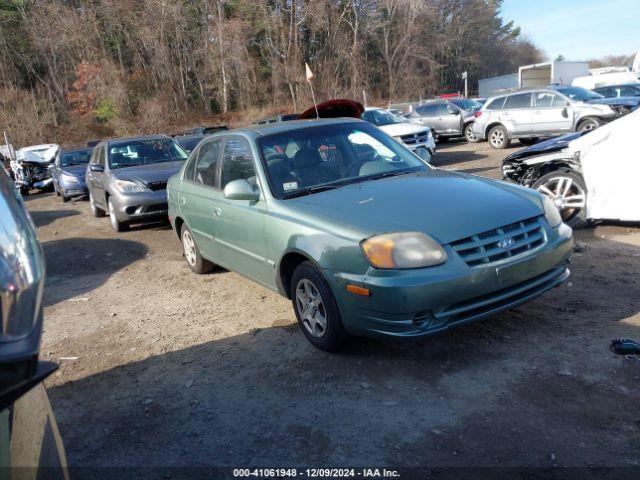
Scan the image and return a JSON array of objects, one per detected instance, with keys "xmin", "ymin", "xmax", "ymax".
[{"xmin": 344, "ymin": 157, "xmax": 375, "ymax": 177}]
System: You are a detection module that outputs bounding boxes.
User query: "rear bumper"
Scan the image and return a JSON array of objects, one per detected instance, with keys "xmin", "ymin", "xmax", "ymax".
[
  {"xmin": 326, "ymin": 223, "xmax": 573, "ymax": 339},
  {"xmin": 110, "ymin": 190, "xmax": 169, "ymax": 223}
]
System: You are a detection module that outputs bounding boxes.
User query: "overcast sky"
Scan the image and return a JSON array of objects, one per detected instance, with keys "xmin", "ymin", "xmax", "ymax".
[{"xmin": 501, "ymin": 0, "xmax": 639, "ymax": 61}]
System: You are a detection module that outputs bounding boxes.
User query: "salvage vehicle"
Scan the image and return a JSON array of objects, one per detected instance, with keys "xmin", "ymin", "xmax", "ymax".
[
  {"xmin": 175, "ymin": 133, "xmax": 206, "ymax": 153},
  {"xmin": 502, "ymin": 108, "xmax": 640, "ymax": 227},
  {"xmin": 49, "ymin": 146, "xmax": 93, "ymax": 202},
  {"xmin": 548, "ymin": 85, "xmax": 640, "ymax": 117},
  {"xmin": 87, "ymin": 135, "xmax": 188, "ymax": 231},
  {"xmin": 167, "ymin": 118, "xmax": 573, "ymax": 351},
  {"xmin": 472, "ymin": 88, "xmax": 618, "ymax": 149},
  {"xmin": 404, "ymin": 100, "xmax": 479, "ymax": 143},
  {"xmin": 361, "ymin": 107, "xmax": 436, "ymax": 160},
  {"xmin": 593, "ymin": 83, "xmax": 640, "ymax": 98},
  {"xmin": 0, "ymin": 168, "xmax": 69, "ymax": 477},
  {"xmin": 10, "ymin": 143, "xmax": 59, "ymax": 195}
]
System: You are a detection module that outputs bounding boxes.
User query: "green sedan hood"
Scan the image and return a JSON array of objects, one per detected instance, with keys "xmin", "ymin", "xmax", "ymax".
[{"xmin": 286, "ymin": 170, "xmax": 544, "ymax": 244}]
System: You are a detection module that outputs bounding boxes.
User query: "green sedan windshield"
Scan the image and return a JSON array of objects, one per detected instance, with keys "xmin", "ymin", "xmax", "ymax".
[{"xmin": 258, "ymin": 122, "xmax": 429, "ymax": 198}]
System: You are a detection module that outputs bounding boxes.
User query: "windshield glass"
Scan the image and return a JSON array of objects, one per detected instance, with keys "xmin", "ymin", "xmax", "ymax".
[
  {"xmin": 257, "ymin": 122, "xmax": 429, "ymax": 199},
  {"xmin": 450, "ymin": 99, "xmax": 482, "ymax": 112},
  {"xmin": 108, "ymin": 138, "xmax": 188, "ymax": 169},
  {"xmin": 60, "ymin": 149, "xmax": 92, "ymax": 167},
  {"xmin": 361, "ymin": 109, "xmax": 406, "ymax": 126},
  {"xmin": 556, "ymin": 87, "xmax": 603, "ymax": 101}
]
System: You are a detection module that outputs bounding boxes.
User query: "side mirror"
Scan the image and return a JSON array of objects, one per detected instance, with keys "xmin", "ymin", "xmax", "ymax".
[
  {"xmin": 89, "ymin": 164, "xmax": 104, "ymax": 172},
  {"xmin": 224, "ymin": 179, "xmax": 260, "ymax": 201},
  {"xmin": 449, "ymin": 109, "xmax": 460, "ymax": 116}
]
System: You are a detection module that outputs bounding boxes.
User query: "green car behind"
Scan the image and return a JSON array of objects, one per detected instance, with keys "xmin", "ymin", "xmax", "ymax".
[{"xmin": 167, "ymin": 118, "xmax": 572, "ymax": 351}]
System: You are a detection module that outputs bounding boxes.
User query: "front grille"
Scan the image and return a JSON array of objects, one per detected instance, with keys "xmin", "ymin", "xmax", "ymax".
[
  {"xmin": 449, "ymin": 216, "xmax": 546, "ymax": 267},
  {"xmin": 400, "ymin": 130, "xmax": 431, "ymax": 146},
  {"xmin": 147, "ymin": 181, "xmax": 167, "ymax": 191},
  {"xmin": 146, "ymin": 203, "xmax": 168, "ymax": 212}
]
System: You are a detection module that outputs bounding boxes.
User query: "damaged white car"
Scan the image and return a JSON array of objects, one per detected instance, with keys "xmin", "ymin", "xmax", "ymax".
[
  {"xmin": 501, "ymin": 108, "xmax": 640, "ymax": 227},
  {"xmin": 11, "ymin": 143, "xmax": 59, "ymax": 195}
]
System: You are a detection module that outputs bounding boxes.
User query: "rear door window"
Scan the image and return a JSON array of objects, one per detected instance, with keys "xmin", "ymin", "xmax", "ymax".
[
  {"xmin": 485, "ymin": 97, "xmax": 506, "ymax": 110},
  {"xmin": 416, "ymin": 105, "xmax": 438, "ymax": 116},
  {"xmin": 504, "ymin": 93, "xmax": 532, "ymax": 109}
]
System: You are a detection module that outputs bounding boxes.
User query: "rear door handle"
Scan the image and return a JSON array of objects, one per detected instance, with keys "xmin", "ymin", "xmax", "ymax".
[
  {"xmin": 213, "ymin": 207, "xmax": 222, "ymax": 216},
  {"xmin": 180, "ymin": 197, "xmax": 186, "ymax": 206}
]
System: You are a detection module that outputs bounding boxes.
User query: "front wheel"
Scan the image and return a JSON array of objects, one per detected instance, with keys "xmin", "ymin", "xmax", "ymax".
[
  {"xmin": 488, "ymin": 125, "xmax": 510, "ymax": 149},
  {"xmin": 577, "ymin": 117, "xmax": 602, "ymax": 132},
  {"xmin": 291, "ymin": 261, "xmax": 347, "ymax": 351},
  {"xmin": 89, "ymin": 191, "xmax": 106, "ymax": 217},
  {"xmin": 181, "ymin": 224, "xmax": 214, "ymax": 274},
  {"xmin": 464, "ymin": 123, "xmax": 480, "ymax": 143},
  {"xmin": 108, "ymin": 197, "xmax": 129, "ymax": 232},
  {"xmin": 533, "ymin": 170, "xmax": 589, "ymax": 228}
]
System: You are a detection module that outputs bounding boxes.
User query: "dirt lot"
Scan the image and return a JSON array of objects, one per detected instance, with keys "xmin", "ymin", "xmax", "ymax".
[{"xmin": 29, "ymin": 139, "xmax": 640, "ymax": 474}]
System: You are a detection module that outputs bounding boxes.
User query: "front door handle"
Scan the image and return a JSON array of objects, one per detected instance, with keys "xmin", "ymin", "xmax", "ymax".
[
  {"xmin": 213, "ymin": 207, "xmax": 222, "ymax": 216},
  {"xmin": 180, "ymin": 197, "xmax": 186, "ymax": 206}
]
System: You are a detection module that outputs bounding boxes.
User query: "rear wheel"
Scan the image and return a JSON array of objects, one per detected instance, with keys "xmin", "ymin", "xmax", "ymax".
[
  {"xmin": 577, "ymin": 117, "xmax": 602, "ymax": 132},
  {"xmin": 488, "ymin": 125, "xmax": 510, "ymax": 149},
  {"xmin": 533, "ymin": 170, "xmax": 589, "ymax": 228},
  {"xmin": 108, "ymin": 197, "xmax": 129, "ymax": 232},
  {"xmin": 464, "ymin": 123, "xmax": 479, "ymax": 143},
  {"xmin": 291, "ymin": 261, "xmax": 347, "ymax": 351},
  {"xmin": 89, "ymin": 191, "xmax": 105, "ymax": 217},
  {"xmin": 181, "ymin": 223, "xmax": 214, "ymax": 274}
]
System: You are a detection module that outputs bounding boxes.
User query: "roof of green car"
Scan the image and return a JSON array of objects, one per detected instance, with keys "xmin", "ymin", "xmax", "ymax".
[{"xmin": 224, "ymin": 117, "xmax": 365, "ymax": 138}]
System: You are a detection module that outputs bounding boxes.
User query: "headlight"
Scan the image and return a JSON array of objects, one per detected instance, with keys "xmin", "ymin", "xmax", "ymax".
[
  {"xmin": 542, "ymin": 195, "xmax": 562, "ymax": 228},
  {"xmin": 361, "ymin": 232, "xmax": 447, "ymax": 269},
  {"xmin": 61, "ymin": 173, "xmax": 79, "ymax": 183},
  {"xmin": 114, "ymin": 179, "xmax": 149, "ymax": 193}
]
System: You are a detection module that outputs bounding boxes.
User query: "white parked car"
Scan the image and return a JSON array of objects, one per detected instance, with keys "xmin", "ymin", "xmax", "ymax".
[
  {"xmin": 502, "ymin": 108, "xmax": 640, "ymax": 227},
  {"xmin": 361, "ymin": 107, "xmax": 436, "ymax": 161}
]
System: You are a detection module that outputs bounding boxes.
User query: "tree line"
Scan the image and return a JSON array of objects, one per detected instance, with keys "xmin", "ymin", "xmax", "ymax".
[{"xmin": 0, "ymin": 0, "xmax": 543, "ymax": 146}]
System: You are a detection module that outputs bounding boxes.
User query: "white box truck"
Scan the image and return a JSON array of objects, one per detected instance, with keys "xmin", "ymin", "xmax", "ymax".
[{"xmin": 519, "ymin": 61, "xmax": 590, "ymax": 88}]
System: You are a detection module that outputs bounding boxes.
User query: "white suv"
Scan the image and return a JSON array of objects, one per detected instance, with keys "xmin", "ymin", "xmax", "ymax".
[{"xmin": 472, "ymin": 88, "xmax": 617, "ymax": 149}]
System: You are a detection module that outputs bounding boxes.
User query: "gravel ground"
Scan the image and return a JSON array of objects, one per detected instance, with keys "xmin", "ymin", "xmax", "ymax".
[{"xmin": 28, "ymin": 139, "xmax": 640, "ymax": 475}]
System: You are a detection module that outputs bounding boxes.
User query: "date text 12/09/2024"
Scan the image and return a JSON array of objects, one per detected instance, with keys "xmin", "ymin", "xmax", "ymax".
[{"xmin": 233, "ymin": 468, "xmax": 400, "ymax": 478}]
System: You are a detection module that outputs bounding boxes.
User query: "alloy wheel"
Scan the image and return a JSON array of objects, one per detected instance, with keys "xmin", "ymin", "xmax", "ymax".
[
  {"xmin": 465, "ymin": 125, "xmax": 477, "ymax": 142},
  {"xmin": 579, "ymin": 121, "xmax": 597, "ymax": 132},
  {"xmin": 182, "ymin": 229, "xmax": 197, "ymax": 266},
  {"xmin": 536, "ymin": 176, "xmax": 586, "ymax": 221},
  {"xmin": 295, "ymin": 279, "xmax": 327, "ymax": 338},
  {"xmin": 490, "ymin": 129, "xmax": 504, "ymax": 147},
  {"xmin": 108, "ymin": 200, "xmax": 118, "ymax": 230}
]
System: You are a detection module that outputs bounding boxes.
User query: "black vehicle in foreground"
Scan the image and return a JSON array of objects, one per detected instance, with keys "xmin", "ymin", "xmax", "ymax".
[{"xmin": 0, "ymin": 169, "xmax": 69, "ymax": 476}]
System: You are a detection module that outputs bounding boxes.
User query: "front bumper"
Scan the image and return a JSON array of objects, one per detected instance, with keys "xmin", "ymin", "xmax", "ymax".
[
  {"xmin": 59, "ymin": 178, "xmax": 88, "ymax": 197},
  {"xmin": 110, "ymin": 189, "xmax": 169, "ymax": 223},
  {"xmin": 326, "ymin": 222, "xmax": 573, "ymax": 339}
]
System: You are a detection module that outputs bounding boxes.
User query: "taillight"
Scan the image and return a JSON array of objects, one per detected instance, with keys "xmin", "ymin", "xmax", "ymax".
[{"xmin": 474, "ymin": 111, "xmax": 482, "ymax": 118}]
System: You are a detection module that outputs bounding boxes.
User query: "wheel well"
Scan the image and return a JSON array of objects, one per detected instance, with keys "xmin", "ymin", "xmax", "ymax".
[
  {"xmin": 576, "ymin": 116, "xmax": 600, "ymax": 128},
  {"xmin": 536, "ymin": 161, "xmax": 578, "ymax": 179},
  {"xmin": 279, "ymin": 252, "xmax": 311, "ymax": 299},
  {"xmin": 174, "ymin": 216, "xmax": 185, "ymax": 238},
  {"xmin": 485, "ymin": 122, "xmax": 504, "ymax": 137}
]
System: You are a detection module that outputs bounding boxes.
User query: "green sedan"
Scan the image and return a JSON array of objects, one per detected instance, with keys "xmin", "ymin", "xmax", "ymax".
[{"xmin": 167, "ymin": 118, "xmax": 573, "ymax": 351}]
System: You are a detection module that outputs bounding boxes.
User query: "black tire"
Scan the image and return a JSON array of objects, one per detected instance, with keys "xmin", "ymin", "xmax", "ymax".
[
  {"xmin": 290, "ymin": 261, "xmax": 348, "ymax": 351},
  {"xmin": 532, "ymin": 170, "xmax": 589, "ymax": 229},
  {"xmin": 488, "ymin": 125, "xmax": 510, "ymax": 149},
  {"xmin": 577, "ymin": 117, "xmax": 602, "ymax": 132},
  {"xmin": 519, "ymin": 137, "xmax": 540, "ymax": 146},
  {"xmin": 108, "ymin": 197, "xmax": 129, "ymax": 232},
  {"xmin": 89, "ymin": 191, "xmax": 106, "ymax": 217},
  {"xmin": 437, "ymin": 136, "xmax": 449, "ymax": 143},
  {"xmin": 61, "ymin": 194, "xmax": 70, "ymax": 203},
  {"xmin": 19, "ymin": 186, "xmax": 29, "ymax": 196},
  {"xmin": 180, "ymin": 223, "xmax": 214, "ymax": 274},
  {"xmin": 464, "ymin": 123, "xmax": 480, "ymax": 143},
  {"xmin": 54, "ymin": 182, "xmax": 61, "ymax": 197}
]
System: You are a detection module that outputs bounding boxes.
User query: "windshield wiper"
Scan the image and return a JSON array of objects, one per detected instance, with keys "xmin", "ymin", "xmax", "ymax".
[
  {"xmin": 369, "ymin": 170, "xmax": 417, "ymax": 181},
  {"xmin": 283, "ymin": 184, "xmax": 340, "ymax": 199}
]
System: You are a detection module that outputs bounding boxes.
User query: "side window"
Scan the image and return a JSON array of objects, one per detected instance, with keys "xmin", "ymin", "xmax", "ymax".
[
  {"xmin": 193, "ymin": 139, "xmax": 223, "ymax": 187},
  {"xmin": 534, "ymin": 92, "xmax": 555, "ymax": 107},
  {"xmin": 504, "ymin": 93, "xmax": 532, "ymax": 109},
  {"xmin": 551, "ymin": 94, "xmax": 570, "ymax": 107},
  {"xmin": 620, "ymin": 86, "xmax": 640, "ymax": 97},
  {"xmin": 486, "ymin": 97, "xmax": 506, "ymax": 110},
  {"xmin": 435, "ymin": 103, "xmax": 450, "ymax": 115},
  {"xmin": 220, "ymin": 138, "xmax": 256, "ymax": 189},
  {"xmin": 445, "ymin": 103, "xmax": 459, "ymax": 114},
  {"xmin": 184, "ymin": 152, "xmax": 198, "ymax": 181},
  {"xmin": 94, "ymin": 146, "xmax": 106, "ymax": 167},
  {"xmin": 416, "ymin": 105, "xmax": 437, "ymax": 116}
]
